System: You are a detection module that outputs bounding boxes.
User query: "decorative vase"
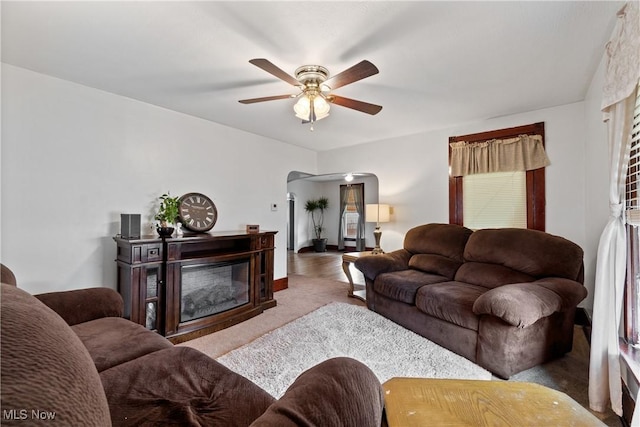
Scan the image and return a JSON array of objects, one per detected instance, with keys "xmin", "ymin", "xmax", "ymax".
[
  {"xmin": 157, "ymin": 226, "xmax": 175, "ymax": 237},
  {"xmin": 313, "ymin": 238, "xmax": 328, "ymax": 252}
]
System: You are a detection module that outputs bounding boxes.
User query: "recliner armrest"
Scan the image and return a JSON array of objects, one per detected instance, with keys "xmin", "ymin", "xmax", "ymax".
[
  {"xmin": 355, "ymin": 249, "xmax": 412, "ymax": 281},
  {"xmin": 35, "ymin": 287, "xmax": 124, "ymax": 326},
  {"xmin": 473, "ymin": 281, "xmax": 576, "ymax": 328},
  {"xmin": 250, "ymin": 357, "xmax": 384, "ymax": 427}
]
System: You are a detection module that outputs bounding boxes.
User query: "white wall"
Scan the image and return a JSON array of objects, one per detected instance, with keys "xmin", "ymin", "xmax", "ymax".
[
  {"xmin": 318, "ymin": 101, "xmax": 598, "ymax": 307},
  {"xmin": 286, "ymin": 178, "xmax": 320, "ymax": 251},
  {"xmin": 319, "ymin": 176, "xmax": 379, "ymax": 249},
  {"xmin": 287, "ymin": 175, "xmax": 379, "ymax": 251},
  {"xmin": 1, "ymin": 64, "xmax": 317, "ymax": 293},
  {"xmin": 2, "ymin": 60, "xmax": 613, "ymax": 310},
  {"xmin": 583, "ymin": 54, "xmax": 611, "ymax": 311}
]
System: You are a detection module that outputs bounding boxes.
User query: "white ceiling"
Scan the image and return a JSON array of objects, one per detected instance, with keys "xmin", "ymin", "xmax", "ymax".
[{"xmin": 1, "ymin": 1, "xmax": 623, "ymax": 152}]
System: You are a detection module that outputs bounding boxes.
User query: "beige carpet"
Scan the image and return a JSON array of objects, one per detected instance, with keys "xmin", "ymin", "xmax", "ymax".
[
  {"xmin": 217, "ymin": 302, "xmax": 491, "ymax": 398},
  {"xmin": 180, "ymin": 274, "xmax": 620, "ymax": 426},
  {"xmin": 180, "ymin": 274, "xmax": 364, "ymax": 358}
]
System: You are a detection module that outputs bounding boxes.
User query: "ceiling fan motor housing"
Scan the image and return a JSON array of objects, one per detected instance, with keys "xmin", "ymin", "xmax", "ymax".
[{"xmin": 295, "ymin": 65, "xmax": 330, "ymax": 91}]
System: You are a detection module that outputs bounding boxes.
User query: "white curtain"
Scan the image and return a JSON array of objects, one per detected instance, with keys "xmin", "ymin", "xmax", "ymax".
[
  {"xmin": 354, "ymin": 187, "xmax": 365, "ymax": 251},
  {"xmin": 337, "ymin": 186, "xmax": 350, "ymax": 251},
  {"xmin": 589, "ymin": 1, "xmax": 640, "ymax": 419}
]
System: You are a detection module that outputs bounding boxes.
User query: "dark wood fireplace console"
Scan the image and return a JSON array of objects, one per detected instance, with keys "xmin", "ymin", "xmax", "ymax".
[{"xmin": 114, "ymin": 230, "xmax": 277, "ymax": 343}]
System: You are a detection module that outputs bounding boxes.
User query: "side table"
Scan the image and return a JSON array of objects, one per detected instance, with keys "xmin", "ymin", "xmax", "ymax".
[{"xmin": 342, "ymin": 251, "xmax": 372, "ymax": 302}]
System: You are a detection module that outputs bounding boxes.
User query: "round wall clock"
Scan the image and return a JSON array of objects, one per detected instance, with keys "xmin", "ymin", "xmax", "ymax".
[{"xmin": 178, "ymin": 192, "xmax": 218, "ymax": 233}]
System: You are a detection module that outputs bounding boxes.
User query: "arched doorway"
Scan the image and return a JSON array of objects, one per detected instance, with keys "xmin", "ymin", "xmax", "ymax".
[{"xmin": 286, "ymin": 171, "xmax": 379, "ymax": 254}]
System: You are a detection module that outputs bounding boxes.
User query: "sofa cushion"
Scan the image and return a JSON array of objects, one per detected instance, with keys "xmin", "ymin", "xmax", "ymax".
[
  {"xmin": 473, "ymin": 283, "xmax": 563, "ymax": 328},
  {"xmin": 251, "ymin": 357, "xmax": 384, "ymax": 427},
  {"xmin": 408, "ymin": 254, "xmax": 462, "ymax": 279},
  {"xmin": 463, "ymin": 228, "xmax": 584, "ymax": 281},
  {"xmin": 1, "ymin": 284, "xmax": 111, "ymax": 426},
  {"xmin": 454, "ymin": 262, "xmax": 535, "ymax": 289},
  {"xmin": 415, "ymin": 282, "xmax": 485, "ymax": 331},
  {"xmin": 375, "ymin": 270, "xmax": 449, "ymax": 304},
  {"xmin": 100, "ymin": 346, "xmax": 275, "ymax": 427},
  {"xmin": 72, "ymin": 317, "xmax": 173, "ymax": 372},
  {"xmin": 404, "ymin": 223, "xmax": 473, "ymax": 262}
]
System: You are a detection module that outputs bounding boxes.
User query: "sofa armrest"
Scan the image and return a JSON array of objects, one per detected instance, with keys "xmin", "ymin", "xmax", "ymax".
[
  {"xmin": 531, "ymin": 277, "xmax": 588, "ymax": 309},
  {"xmin": 250, "ymin": 357, "xmax": 384, "ymax": 427},
  {"xmin": 355, "ymin": 249, "xmax": 412, "ymax": 281},
  {"xmin": 472, "ymin": 282, "xmax": 565, "ymax": 328},
  {"xmin": 35, "ymin": 287, "xmax": 124, "ymax": 326}
]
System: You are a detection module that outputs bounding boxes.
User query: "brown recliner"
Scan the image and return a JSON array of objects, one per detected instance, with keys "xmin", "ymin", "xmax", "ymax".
[
  {"xmin": 1, "ymin": 263, "xmax": 17, "ymax": 286},
  {"xmin": 1, "ymin": 266, "xmax": 385, "ymax": 427}
]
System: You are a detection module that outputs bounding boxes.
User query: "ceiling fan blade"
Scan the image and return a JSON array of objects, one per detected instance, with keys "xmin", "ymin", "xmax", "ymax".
[
  {"xmin": 249, "ymin": 59, "xmax": 301, "ymax": 87},
  {"xmin": 323, "ymin": 60, "xmax": 379, "ymax": 90},
  {"xmin": 238, "ymin": 94, "xmax": 294, "ymax": 104},
  {"xmin": 328, "ymin": 95, "xmax": 382, "ymax": 115}
]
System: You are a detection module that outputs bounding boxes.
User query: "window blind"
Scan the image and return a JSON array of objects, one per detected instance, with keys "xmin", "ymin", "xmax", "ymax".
[
  {"xmin": 627, "ymin": 83, "xmax": 640, "ymax": 226},
  {"xmin": 463, "ymin": 171, "xmax": 527, "ymax": 230}
]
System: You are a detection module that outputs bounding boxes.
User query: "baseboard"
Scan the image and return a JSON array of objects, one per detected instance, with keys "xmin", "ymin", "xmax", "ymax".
[
  {"xmin": 574, "ymin": 307, "xmax": 592, "ymax": 345},
  {"xmin": 297, "ymin": 245, "xmax": 374, "ymax": 253},
  {"xmin": 273, "ymin": 277, "xmax": 288, "ymax": 292},
  {"xmin": 574, "ymin": 307, "xmax": 591, "ymax": 326},
  {"xmin": 622, "ymin": 380, "xmax": 634, "ymax": 427}
]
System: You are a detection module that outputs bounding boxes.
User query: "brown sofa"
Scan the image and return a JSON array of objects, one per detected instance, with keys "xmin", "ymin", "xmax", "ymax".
[
  {"xmin": 355, "ymin": 223, "xmax": 587, "ymax": 378},
  {"xmin": 1, "ymin": 276, "xmax": 384, "ymax": 426}
]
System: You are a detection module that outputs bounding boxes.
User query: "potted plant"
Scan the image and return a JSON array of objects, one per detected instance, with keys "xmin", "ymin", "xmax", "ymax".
[
  {"xmin": 304, "ymin": 197, "xmax": 329, "ymax": 252},
  {"xmin": 154, "ymin": 192, "xmax": 180, "ymax": 237}
]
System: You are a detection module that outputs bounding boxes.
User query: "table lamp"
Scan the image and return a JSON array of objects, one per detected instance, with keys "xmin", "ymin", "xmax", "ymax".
[{"xmin": 366, "ymin": 204, "xmax": 391, "ymax": 254}]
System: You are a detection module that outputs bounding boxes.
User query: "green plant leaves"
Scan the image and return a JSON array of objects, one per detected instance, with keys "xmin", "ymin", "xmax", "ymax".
[{"xmin": 155, "ymin": 192, "xmax": 180, "ymax": 225}]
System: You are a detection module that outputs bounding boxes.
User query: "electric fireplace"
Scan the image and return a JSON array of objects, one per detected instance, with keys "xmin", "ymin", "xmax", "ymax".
[
  {"xmin": 180, "ymin": 260, "xmax": 250, "ymax": 323},
  {"xmin": 115, "ymin": 230, "xmax": 276, "ymax": 342}
]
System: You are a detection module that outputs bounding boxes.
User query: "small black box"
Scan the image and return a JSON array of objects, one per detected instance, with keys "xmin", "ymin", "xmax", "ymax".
[{"xmin": 121, "ymin": 214, "xmax": 141, "ymax": 239}]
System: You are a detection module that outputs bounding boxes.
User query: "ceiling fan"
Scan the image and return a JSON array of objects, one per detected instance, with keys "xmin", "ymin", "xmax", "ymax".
[{"xmin": 239, "ymin": 58, "xmax": 382, "ymax": 130}]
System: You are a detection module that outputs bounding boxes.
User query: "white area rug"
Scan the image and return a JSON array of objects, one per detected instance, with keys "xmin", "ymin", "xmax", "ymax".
[{"xmin": 216, "ymin": 302, "xmax": 491, "ymax": 398}]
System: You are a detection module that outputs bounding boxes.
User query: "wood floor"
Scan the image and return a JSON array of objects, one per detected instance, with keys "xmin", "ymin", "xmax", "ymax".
[{"xmin": 287, "ymin": 250, "xmax": 365, "ymax": 285}]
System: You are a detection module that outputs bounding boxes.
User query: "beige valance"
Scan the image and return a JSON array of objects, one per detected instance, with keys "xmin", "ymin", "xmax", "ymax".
[{"xmin": 450, "ymin": 134, "xmax": 550, "ymax": 177}]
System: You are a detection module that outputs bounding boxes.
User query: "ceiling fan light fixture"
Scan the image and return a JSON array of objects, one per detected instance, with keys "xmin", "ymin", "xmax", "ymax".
[
  {"xmin": 293, "ymin": 97, "xmax": 310, "ymax": 119},
  {"xmin": 240, "ymin": 59, "xmax": 381, "ymax": 130},
  {"xmin": 293, "ymin": 94, "xmax": 330, "ymax": 122},
  {"xmin": 314, "ymin": 96, "xmax": 330, "ymax": 117}
]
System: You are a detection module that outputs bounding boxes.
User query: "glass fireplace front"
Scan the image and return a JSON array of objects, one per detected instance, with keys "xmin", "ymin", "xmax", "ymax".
[{"xmin": 180, "ymin": 259, "xmax": 250, "ymax": 323}]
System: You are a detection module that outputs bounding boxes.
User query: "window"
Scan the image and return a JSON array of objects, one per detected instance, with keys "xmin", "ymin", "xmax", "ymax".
[
  {"xmin": 342, "ymin": 184, "xmax": 362, "ymax": 239},
  {"xmin": 625, "ymin": 83, "xmax": 640, "ymax": 345},
  {"xmin": 463, "ymin": 171, "xmax": 527, "ymax": 229},
  {"xmin": 449, "ymin": 122, "xmax": 546, "ymax": 231},
  {"xmin": 339, "ymin": 183, "xmax": 365, "ymax": 251}
]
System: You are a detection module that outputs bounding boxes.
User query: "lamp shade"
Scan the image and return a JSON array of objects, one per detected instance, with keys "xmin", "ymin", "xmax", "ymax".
[
  {"xmin": 293, "ymin": 95, "xmax": 330, "ymax": 121},
  {"xmin": 366, "ymin": 204, "xmax": 390, "ymax": 223}
]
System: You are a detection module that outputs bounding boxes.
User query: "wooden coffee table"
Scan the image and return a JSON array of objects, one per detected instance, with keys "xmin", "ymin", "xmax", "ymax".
[{"xmin": 383, "ymin": 377, "xmax": 605, "ymax": 426}]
